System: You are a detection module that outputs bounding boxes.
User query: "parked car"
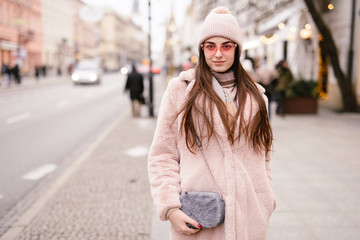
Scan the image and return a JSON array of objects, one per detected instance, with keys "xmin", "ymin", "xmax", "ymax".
[{"xmin": 71, "ymin": 59, "xmax": 102, "ymax": 85}]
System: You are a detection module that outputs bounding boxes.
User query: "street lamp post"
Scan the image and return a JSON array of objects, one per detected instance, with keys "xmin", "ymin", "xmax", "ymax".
[{"xmin": 148, "ymin": 0, "xmax": 154, "ymax": 117}]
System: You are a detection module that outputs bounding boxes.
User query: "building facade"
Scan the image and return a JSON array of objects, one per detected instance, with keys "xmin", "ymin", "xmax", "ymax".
[
  {"xmin": 0, "ymin": 0, "xmax": 42, "ymax": 75},
  {"xmin": 42, "ymin": 0, "xmax": 98, "ymax": 76},
  {"xmin": 42, "ymin": 0, "xmax": 74, "ymax": 76},
  {"xmin": 73, "ymin": 0, "xmax": 98, "ymax": 62},
  {"xmin": 98, "ymin": 9, "xmax": 146, "ymax": 72},
  {"xmin": 1, "ymin": 1, "xmax": 148, "ymax": 77},
  {"xmin": 184, "ymin": 0, "xmax": 359, "ymax": 110}
]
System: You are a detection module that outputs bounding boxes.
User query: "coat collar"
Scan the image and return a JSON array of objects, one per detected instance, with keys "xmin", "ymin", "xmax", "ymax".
[{"xmin": 178, "ymin": 69, "xmax": 196, "ymax": 97}]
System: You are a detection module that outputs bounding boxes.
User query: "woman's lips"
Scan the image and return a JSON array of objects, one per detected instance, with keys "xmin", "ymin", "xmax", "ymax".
[{"xmin": 213, "ymin": 61, "xmax": 224, "ymax": 65}]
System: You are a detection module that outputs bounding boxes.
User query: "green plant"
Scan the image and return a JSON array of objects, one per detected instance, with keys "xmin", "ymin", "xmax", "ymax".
[{"xmin": 288, "ymin": 79, "xmax": 318, "ymax": 97}]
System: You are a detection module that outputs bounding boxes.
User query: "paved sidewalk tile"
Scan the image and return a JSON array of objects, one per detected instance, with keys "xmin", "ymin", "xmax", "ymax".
[
  {"xmin": 267, "ymin": 108, "xmax": 360, "ymax": 240},
  {"xmin": 1, "ymin": 113, "xmax": 157, "ymax": 240}
]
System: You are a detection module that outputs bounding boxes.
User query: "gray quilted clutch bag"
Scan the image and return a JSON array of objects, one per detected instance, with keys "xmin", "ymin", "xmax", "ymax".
[{"xmin": 180, "ymin": 191, "xmax": 225, "ymax": 228}]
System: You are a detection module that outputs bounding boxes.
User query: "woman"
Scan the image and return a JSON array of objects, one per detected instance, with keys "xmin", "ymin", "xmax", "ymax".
[{"xmin": 148, "ymin": 6, "xmax": 276, "ymax": 240}]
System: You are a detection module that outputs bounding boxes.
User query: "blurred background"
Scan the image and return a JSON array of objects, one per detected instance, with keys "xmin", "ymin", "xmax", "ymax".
[
  {"xmin": 0, "ymin": 0, "xmax": 360, "ymax": 239},
  {"xmin": 0, "ymin": 0, "xmax": 359, "ymax": 110}
]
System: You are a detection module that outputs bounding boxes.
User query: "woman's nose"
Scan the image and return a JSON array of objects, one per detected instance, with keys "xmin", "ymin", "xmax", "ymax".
[{"xmin": 214, "ymin": 48, "xmax": 223, "ymax": 57}]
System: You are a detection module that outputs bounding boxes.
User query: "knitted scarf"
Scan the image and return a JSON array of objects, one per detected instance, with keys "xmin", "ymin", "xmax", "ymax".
[
  {"xmin": 211, "ymin": 70, "xmax": 237, "ymax": 117},
  {"xmin": 211, "ymin": 70, "xmax": 235, "ymax": 88}
]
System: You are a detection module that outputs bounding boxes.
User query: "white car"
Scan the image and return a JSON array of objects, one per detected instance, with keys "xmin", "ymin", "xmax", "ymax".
[{"xmin": 71, "ymin": 59, "xmax": 102, "ymax": 85}]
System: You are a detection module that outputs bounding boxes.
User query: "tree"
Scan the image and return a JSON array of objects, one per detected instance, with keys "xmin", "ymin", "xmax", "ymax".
[{"xmin": 303, "ymin": 0, "xmax": 358, "ymax": 112}]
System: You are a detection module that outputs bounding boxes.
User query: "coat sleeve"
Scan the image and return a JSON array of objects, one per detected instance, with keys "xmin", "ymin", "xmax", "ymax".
[{"xmin": 148, "ymin": 79, "xmax": 182, "ymax": 221}]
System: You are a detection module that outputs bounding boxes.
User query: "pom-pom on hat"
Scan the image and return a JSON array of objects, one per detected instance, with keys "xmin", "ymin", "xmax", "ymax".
[{"xmin": 198, "ymin": 6, "xmax": 243, "ymax": 52}]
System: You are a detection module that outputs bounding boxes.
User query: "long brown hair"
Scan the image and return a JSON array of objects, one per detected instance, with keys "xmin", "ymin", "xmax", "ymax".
[{"xmin": 179, "ymin": 46, "xmax": 273, "ymax": 155}]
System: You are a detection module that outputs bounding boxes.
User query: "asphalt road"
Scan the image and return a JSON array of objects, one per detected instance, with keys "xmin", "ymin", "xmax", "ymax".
[{"xmin": 0, "ymin": 73, "xmax": 129, "ymax": 221}]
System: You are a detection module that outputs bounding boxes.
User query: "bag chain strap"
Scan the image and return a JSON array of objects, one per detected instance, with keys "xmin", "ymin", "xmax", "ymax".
[{"xmin": 195, "ymin": 135, "xmax": 224, "ymax": 198}]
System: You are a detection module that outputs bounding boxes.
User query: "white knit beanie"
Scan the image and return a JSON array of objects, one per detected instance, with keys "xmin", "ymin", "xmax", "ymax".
[{"xmin": 198, "ymin": 6, "xmax": 243, "ymax": 52}]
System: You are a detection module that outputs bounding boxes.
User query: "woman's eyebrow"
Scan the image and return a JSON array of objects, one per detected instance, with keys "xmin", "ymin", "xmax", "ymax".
[{"xmin": 204, "ymin": 41, "xmax": 233, "ymax": 44}]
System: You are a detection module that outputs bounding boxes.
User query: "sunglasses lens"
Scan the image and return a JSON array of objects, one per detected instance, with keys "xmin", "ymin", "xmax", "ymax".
[{"xmin": 202, "ymin": 43, "xmax": 236, "ymax": 54}]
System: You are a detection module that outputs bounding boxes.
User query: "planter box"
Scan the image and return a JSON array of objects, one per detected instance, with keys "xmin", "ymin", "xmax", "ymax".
[{"xmin": 284, "ymin": 97, "xmax": 318, "ymax": 114}]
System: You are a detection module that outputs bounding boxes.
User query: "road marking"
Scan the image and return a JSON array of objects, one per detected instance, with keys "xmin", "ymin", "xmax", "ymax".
[
  {"xmin": 22, "ymin": 164, "xmax": 57, "ymax": 181},
  {"xmin": 6, "ymin": 112, "xmax": 31, "ymax": 124},
  {"xmin": 125, "ymin": 146, "xmax": 149, "ymax": 157},
  {"xmin": 57, "ymin": 100, "xmax": 69, "ymax": 108}
]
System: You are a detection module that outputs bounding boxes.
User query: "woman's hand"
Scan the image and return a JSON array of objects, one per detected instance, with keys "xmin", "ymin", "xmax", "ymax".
[{"xmin": 168, "ymin": 209, "xmax": 202, "ymax": 235}]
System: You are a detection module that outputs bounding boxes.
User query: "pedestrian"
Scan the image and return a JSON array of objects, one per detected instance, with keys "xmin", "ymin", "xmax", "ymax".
[
  {"xmin": 1, "ymin": 63, "xmax": 9, "ymax": 87},
  {"xmin": 148, "ymin": 6, "xmax": 275, "ymax": 240},
  {"xmin": 35, "ymin": 65, "xmax": 40, "ymax": 80},
  {"xmin": 125, "ymin": 63, "xmax": 144, "ymax": 117},
  {"xmin": 12, "ymin": 63, "xmax": 21, "ymax": 85},
  {"xmin": 254, "ymin": 59, "xmax": 278, "ymax": 118},
  {"xmin": 274, "ymin": 60, "xmax": 294, "ymax": 115},
  {"xmin": 3, "ymin": 63, "xmax": 13, "ymax": 86},
  {"xmin": 41, "ymin": 65, "xmax": 47, "ymax": 76}
]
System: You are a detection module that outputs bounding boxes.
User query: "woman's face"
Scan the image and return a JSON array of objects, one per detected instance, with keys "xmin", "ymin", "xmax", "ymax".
[{"xmin": 201, "ymin": 36, "xmax": 237, "ymax": 73}]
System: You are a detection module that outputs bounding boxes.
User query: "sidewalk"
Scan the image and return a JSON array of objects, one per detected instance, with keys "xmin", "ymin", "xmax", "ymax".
[
  {"xmin": 267, "ymin": 107, "xmax": 360, "ymax": 240},
  {"xmin": 1, "ymin": 77, "xmax": 360, "ymax": 239},
  {"xmin": 0, "ymin": 74, "xmax": 69, "ymax": 93}
]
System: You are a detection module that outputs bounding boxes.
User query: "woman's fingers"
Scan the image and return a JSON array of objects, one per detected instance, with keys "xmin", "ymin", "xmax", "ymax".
[
  {"xmin": 181, "ymin": 211, "xmax": 202, "ymax": 230},
  {"xmin": 168, "ymin": 209, "xmax": 202, "ymax": 235},
  {"xmin": 181, "ymin": 223, "xmax": 201, "ymax": 235}
]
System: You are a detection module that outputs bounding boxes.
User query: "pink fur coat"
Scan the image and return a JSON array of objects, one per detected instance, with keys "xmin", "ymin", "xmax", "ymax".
[{"xmin": 148, "ymin": 69, "xmax": 276, "ymax": 240}]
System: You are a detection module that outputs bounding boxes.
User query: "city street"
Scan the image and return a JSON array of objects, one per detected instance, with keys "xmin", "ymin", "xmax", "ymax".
[
  {"xmin": 0, "ymin": 0, "xmax": 359, "ymax": 239},
  {"xmin": 0, "ymin": 73, "xmax": 129, "ymax": 233},
  {"xmin": 0, "ymin": 73, "xmax": 359, "ymax": 239}
]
